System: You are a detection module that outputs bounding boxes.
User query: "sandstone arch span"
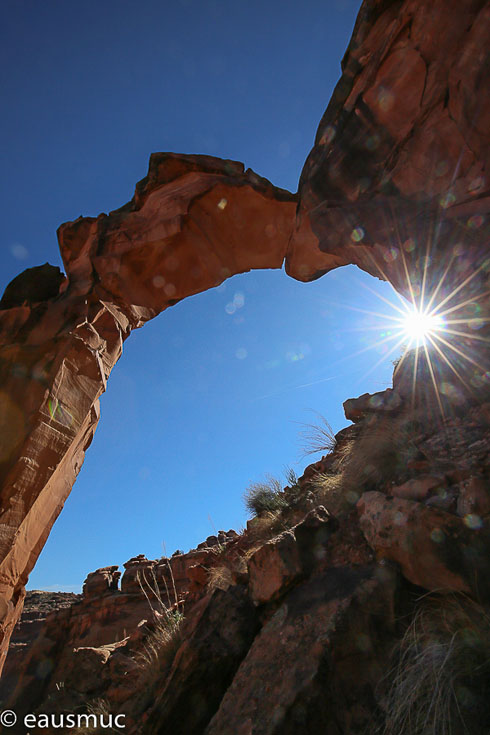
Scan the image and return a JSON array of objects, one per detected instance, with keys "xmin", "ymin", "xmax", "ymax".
[{"xmin": 0, "ymin": 0, "xmax": 488, "ymax": 669}]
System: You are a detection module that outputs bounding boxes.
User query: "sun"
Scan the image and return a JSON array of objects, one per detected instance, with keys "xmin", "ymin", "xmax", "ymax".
[{"xmin": 401, "ymin": 306, "xmax": 445, "ymax": 345}]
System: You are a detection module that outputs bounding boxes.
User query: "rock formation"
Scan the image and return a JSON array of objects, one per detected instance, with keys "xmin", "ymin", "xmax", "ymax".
[
  {"xmin": 0, "ymin": 0, "xmax": 488, "ymax": 685},
  {"xmin": 3, "ymin": 360, "xmax": 490, "ymax": 733}
]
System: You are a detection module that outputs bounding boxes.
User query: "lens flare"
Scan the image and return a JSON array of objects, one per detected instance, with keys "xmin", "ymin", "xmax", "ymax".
[{"xmin": 401, "ymin": 307, "xmax": 444, "ymax": 345}]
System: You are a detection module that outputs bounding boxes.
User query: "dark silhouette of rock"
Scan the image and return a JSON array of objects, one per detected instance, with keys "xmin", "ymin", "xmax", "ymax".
[{"xmin": 0, "ymin": 264, "xmax": 65, "ymax": 309}]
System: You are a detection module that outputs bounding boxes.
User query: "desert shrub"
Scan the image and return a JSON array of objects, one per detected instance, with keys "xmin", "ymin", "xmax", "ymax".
[
  {"xmin": 134, "ymin": 608, "xmax": 184, "ymax": 674},
  {"xmin": 244, "ymin": 474, "xmax": 288, "ymax": 516},
  {"xmin": 382, "ymin": 594, "xmax": 490, "ymax": 735},
  {"xmin": 298, "ymin": 413, "xmax": 336, "ymax": 457},
  {"xmin": 134, "ymin": 568, "xmax": 184, "ymax": 676}
]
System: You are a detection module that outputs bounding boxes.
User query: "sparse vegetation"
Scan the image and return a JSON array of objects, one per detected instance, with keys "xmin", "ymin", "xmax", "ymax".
[
  {"xmin": 308, "ymin": 411, "xmax": 426, "ymax": 515},
  {"xmin": 310, "ymin": 472, "xmax": 355, "ymax": 515},
  {"xmin": 78, "ymin": 698, "xmax": 125, "ymax": 735},
  {"xmin": 340, "ymin": 415, "xmax": 419, "ymax": 491},
  {"xmin": 244, "ymin": 467, "xmax": 304, "ymax": 517},
  {"xmin": 134, "ymin": 567, "xmax": 184, "ymax": 677},
  {"xmin": 298, "ymin": 412, "xmax": 337, "ymax": 457},
  {"xmin": 244, "ymin": 474, "xmax": 288, "ymax": 516},
  {"xmin": 381, "ymin": 594, "xmax": 490, "ymax": 735},
  {"xmin": 207, "ymin": 565, "xmax": 233, "ymax": 592}
]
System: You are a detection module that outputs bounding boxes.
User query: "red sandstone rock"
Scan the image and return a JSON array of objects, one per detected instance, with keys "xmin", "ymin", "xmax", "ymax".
[
  {"xmin": 357, "ymin": 491, "xmax": 490, "ymax": 597},
  {"xmin": 343, "ymin": 388, "xmax": 402, "ymax": 422},
  {"xmin": 288, "ymin": 0, "xmax": 489, "ymax": 299},
  {"xmin": 205, "ymin": 565, "xmax": 398, "ymax": 735},
  {"xmin": 0, "ymin": 0, "xmax": 488, "ymax": 669},
  {"xmin": 0, "ymin": 155, "xmax": 295, "ymax": 669},
  {"xmin": 248, "ymin": 531, "xmax": 302, "ymax": 605},
  {"xmin": 83, "ymin": 566, "xmax": 121, "ymax": 599},
  {"xmin": 391, "ymin": 475, "xmax": 444, "ymax": 501}
]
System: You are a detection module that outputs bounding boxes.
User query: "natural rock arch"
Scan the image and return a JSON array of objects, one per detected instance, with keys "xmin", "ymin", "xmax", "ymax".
[{"xmin": 0, "ymin": 0, "xmax": 488, "ymax": 670}]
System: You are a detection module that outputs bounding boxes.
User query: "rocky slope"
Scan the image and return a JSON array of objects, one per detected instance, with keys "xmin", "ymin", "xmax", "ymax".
[
  {"xmin": 0, "ymin": 590, "xmax": 80, "ymax": 706},
  {"xmin": 0, "ymin": 0, "xmax": 488, "ymax": 696},
  {"xmin": 2, "ymin": 348, "xmax": 490, "ymax": 733}
]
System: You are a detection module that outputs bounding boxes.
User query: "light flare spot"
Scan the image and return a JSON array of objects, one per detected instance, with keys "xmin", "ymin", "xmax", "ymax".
[
  {"xmin": 351, "ymin": 227, "xmax": 364, "ymax": 243},
  {"xmin": 430, "ymin": 528, "xmax": 445, "ymax": 543},
  {"xmin": 464, "ymin": 514, "xmax": 483, "ymax": 530},
  {"xmin": 235, "ymin": 348, "xmax": 247, "ymax": 360},
  {"xmin": 377, "ymin": 86, "xmax": 394, "ymax": 111},
  {"xmin": 402, "ymin": 306, "xmax": 444, "ymax": 345},
  {"xmin": 383, "ymin": 248, "xmax": 398, "ymax": 263},
  {"xmin": 10, "ymin": 243, "xmax": 28, "ymax": 260},
  {"xmin": 468, "ymin": 176, "xmax": 485, "ymax": 193},
  {"xmin": 467, "ymin": 214, "xmax": 484, "ymax": 229},
  {"xmin": 152, "ymin": 275, "xmax": 165, "ymax": 288},
  {"xmin": 356, "ymin": 634, "xmax": 372, "ymax": 652},
  {"xmin": 320, "ymin": 126, "xmax": 336, "ymax": 145},
  {"xmin": 233, "ymin": 292, "xmax": 245, "ymax": 309},
  {"xmin": 439, "ymin": 191, "xmax": 456, "ymax": 209},
  {"xmin": 47, "ymin": 398, "xmax": 74, "ymax": 428}
]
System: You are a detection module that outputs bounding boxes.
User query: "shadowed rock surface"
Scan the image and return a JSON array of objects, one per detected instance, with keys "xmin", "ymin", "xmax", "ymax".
[
  {"xmin": 3, "ymin": 355, "xmax": 490, "ymax": 732},
  {"xmin": 0, "ymin": 4, "xmax": 488, "ymax": 727}
]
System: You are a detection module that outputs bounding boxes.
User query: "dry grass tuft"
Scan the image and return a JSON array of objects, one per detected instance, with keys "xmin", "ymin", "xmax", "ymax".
[
  {"xmin": 246, "ymin": 509, "xmax": 292, "ymax": 542},
  {"xmin": 78, "ymin": 698, "xmax": 125, "ymax": 734},
  {"xmin": 382, "ymin": 594, "xmax": 490, "ymax": 735},
  {"xmin": 134, "ymin": 567, "xmax": 184, "ymax": 678},
  {"xmin": 134, "ymin": 610, "xmax": 183, "ymax": 674},
  {"xmin": 310, "ymin": 472, "xmax": 357, "ymax": 515},
  {"xmin": 207, "ymin": 565, "xmax": 233, "ymax": 592},
  {"xmin": 298, "ymin": 413, "xmax": 337, "ymax": 457},
  {"xmin": 244, "ymin": 474, "xmax": 287, "ymax": 516}
]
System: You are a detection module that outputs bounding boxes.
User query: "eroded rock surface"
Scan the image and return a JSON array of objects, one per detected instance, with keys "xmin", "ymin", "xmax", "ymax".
[
  {"xmin": 3, "ymin": 354, "xmax": 490, "ymax": 732},
  {"xmin": 0, "ymin": 0, "xmax": 488, "ymax": 677},
  {"xmin": 288, "ymin": 0, "xmax": 490, "ymax": 299},
  {"xmin": 0, "ymin": 156, "xmax": 296, "ymax": 668}
]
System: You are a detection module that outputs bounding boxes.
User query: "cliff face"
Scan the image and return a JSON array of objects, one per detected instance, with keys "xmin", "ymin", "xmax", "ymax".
[
  {"xmin": 288, "ymin": 0, "xmax": 490, "ymax": 298},
  {"xmin": 0, "ymin": 0, "xmax": 488, "ymax": 681},
  {"xmin": 4, "ymin": 363, "xmax": 490, "ymax": 733}
]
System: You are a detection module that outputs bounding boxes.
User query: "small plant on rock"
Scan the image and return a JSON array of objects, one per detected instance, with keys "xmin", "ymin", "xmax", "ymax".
[
  {"xmin": 382, "ymin": 593, "xmax": 490, "ymax": 735},
  {"xmin": 134, "ymin": 566, "xmax": 184, "ymax": 677},
  {"xmin": 298, "ymin": 412, "xmax": 337, "ymax": 457},
  {"xmin": 206, "ymin": 565, "xmax": 233, "ymax": 592},
  {"xmin": 244, "ymin": 474, "xmax": 288, "ymax": 516}
]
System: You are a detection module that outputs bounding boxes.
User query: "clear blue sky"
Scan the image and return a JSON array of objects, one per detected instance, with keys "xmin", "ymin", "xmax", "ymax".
[{"xmin": 1, "ymin": 0, "xmax": 404, "ymax": 592}]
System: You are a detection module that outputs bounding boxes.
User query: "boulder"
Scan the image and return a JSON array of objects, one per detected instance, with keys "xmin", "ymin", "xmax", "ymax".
[
  {"xmin": 248, "ymin": 531, "xmax": 302, "ymax": 605},
  {"xmin": 391, "ymin": 475, "xmax": 444, "ymax": 501},
  {"xmin": 82, "ymin": 566, "xmax": 120, "ymax": 599},
  {"xmin": 344, "ymin": 389, "xmax": 402, "ymax": 423},
  {"xmin": 357, "ymin": 491, "xmax": 490, "ymax": 598}
]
